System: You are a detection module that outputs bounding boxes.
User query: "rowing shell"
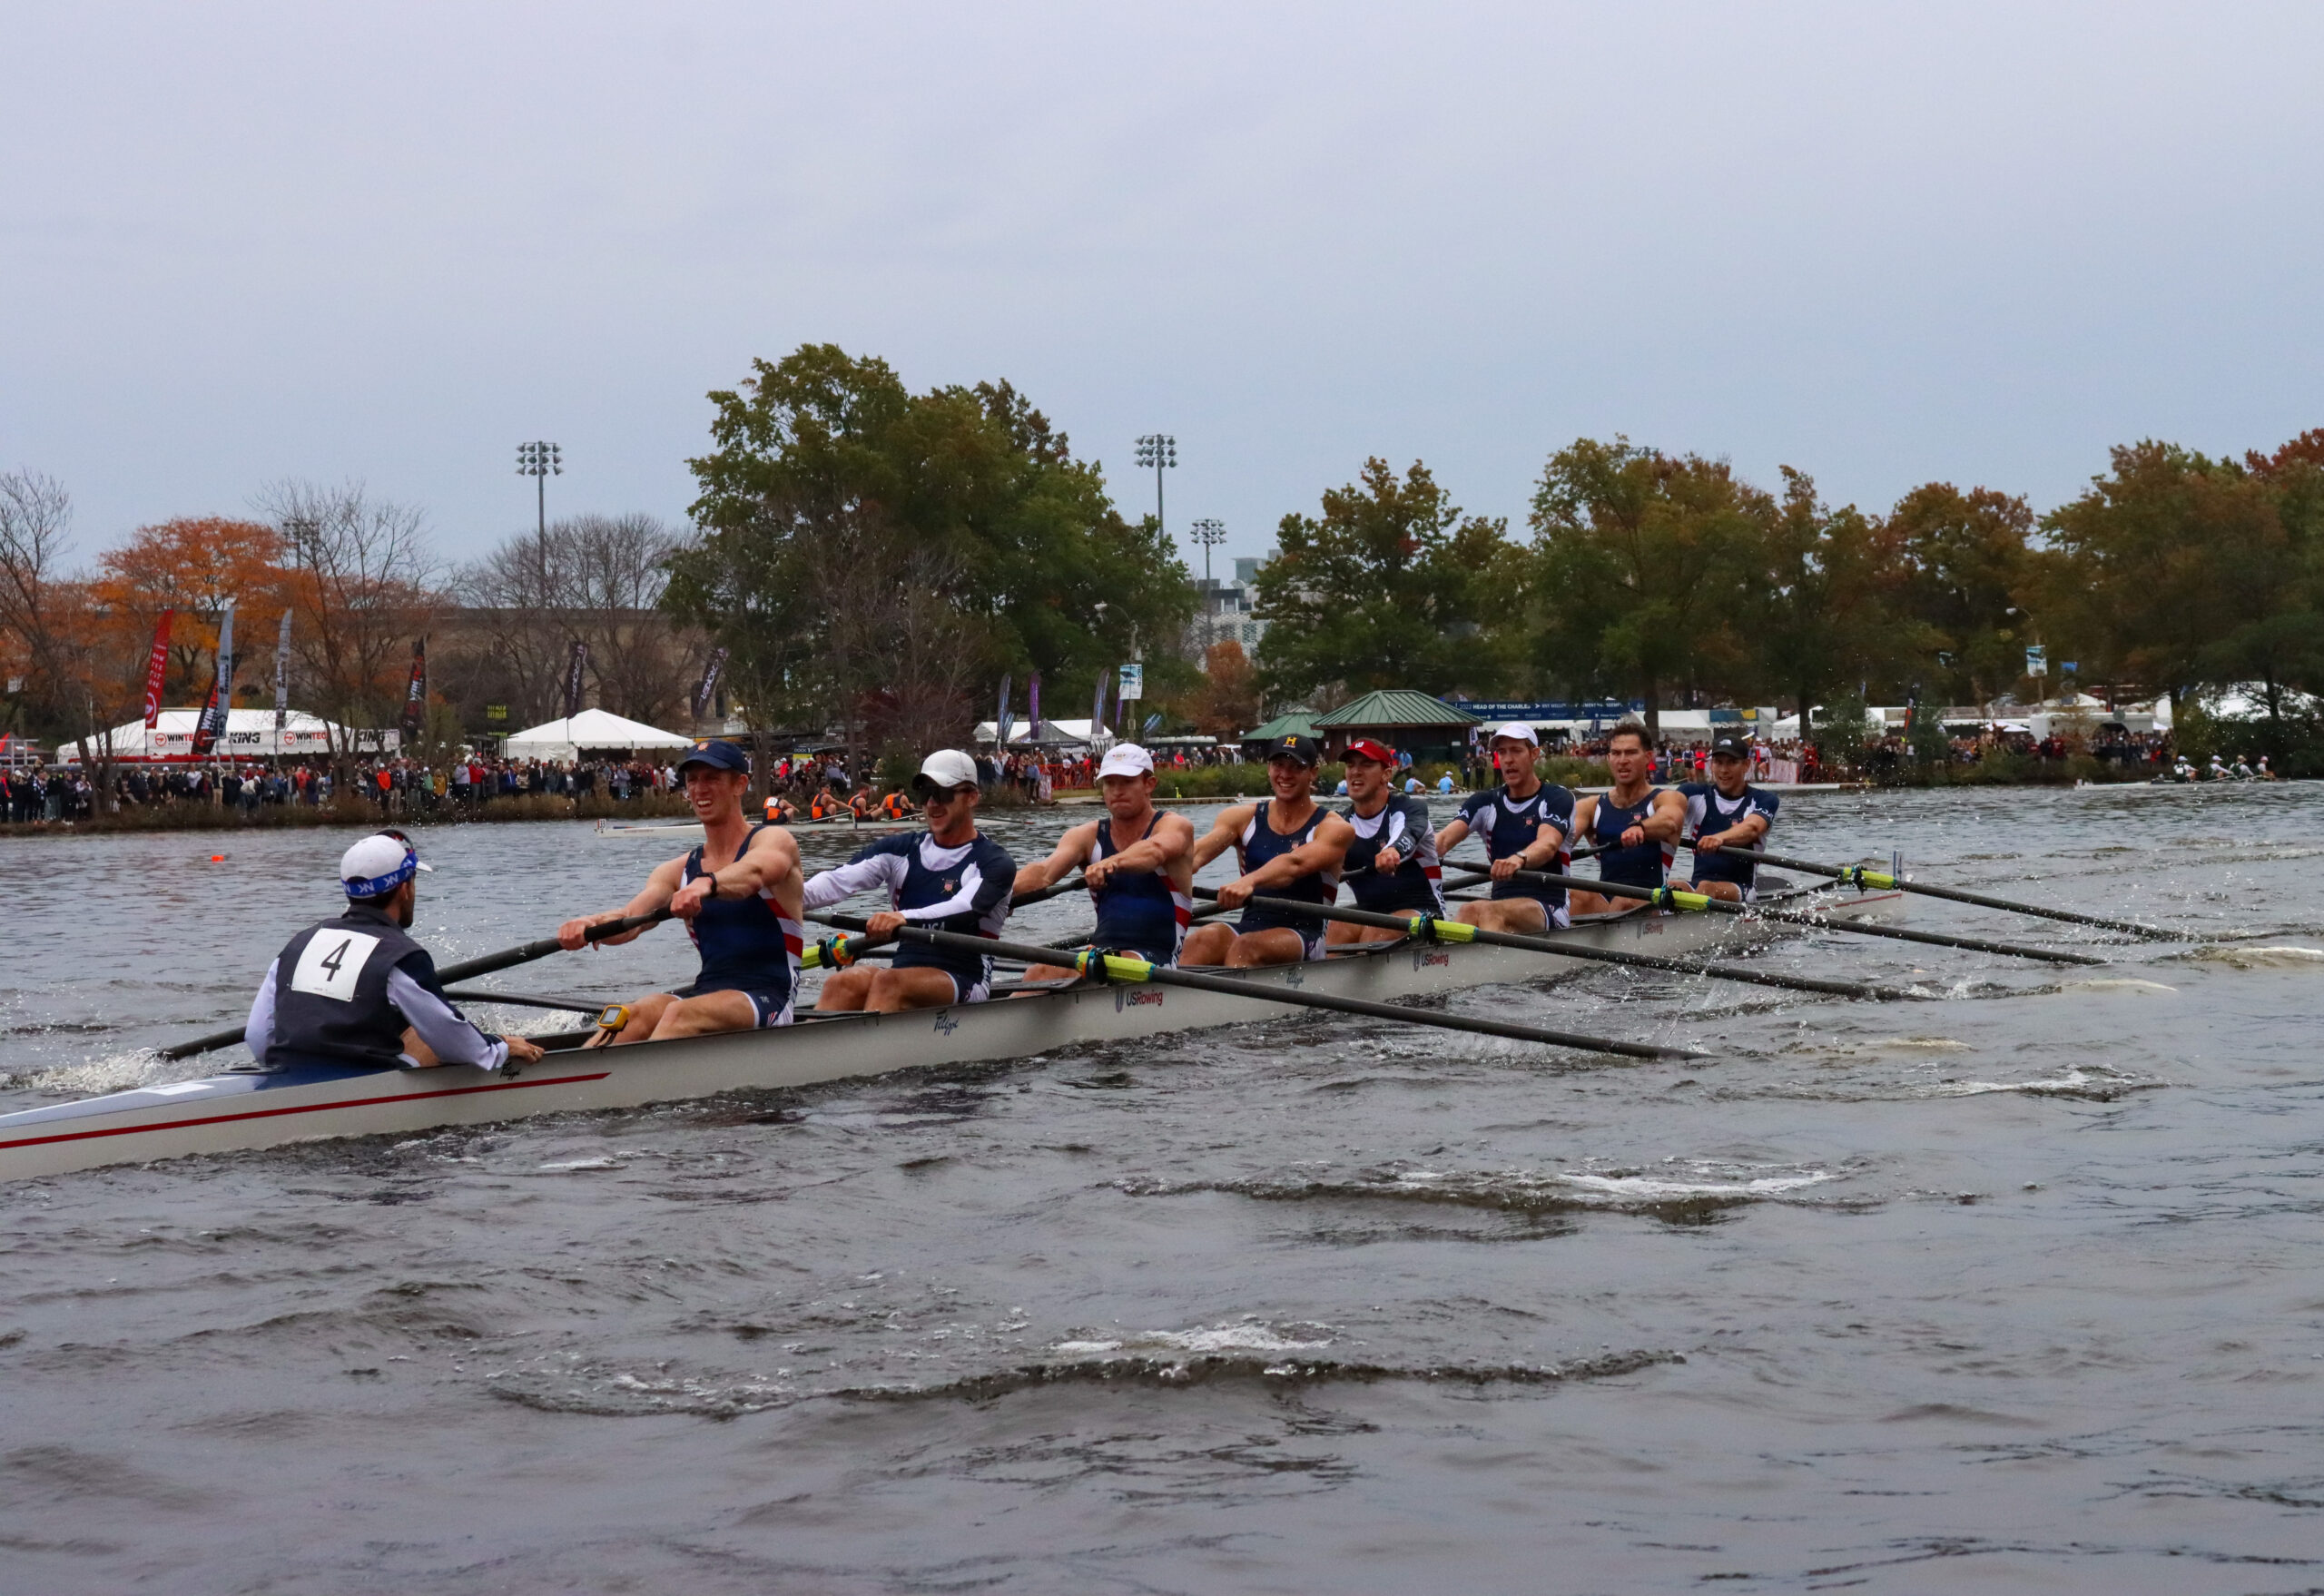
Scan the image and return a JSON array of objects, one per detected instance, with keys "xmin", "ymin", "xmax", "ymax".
[
  {"xmin": 596, "ymin": 816, "xmax": 914, "ymax": 838},
  {"xmin": 0, "ymin": 884, "xmax": 1901, "ymax": 1182}
]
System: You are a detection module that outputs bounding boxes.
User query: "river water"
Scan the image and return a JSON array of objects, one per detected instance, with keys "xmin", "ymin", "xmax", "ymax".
[{"xmin": 3, "ymin": 785, "xmax": 2321, "ymax": 1594}]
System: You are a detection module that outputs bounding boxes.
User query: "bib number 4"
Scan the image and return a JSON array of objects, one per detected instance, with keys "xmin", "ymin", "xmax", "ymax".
[{"xmin": 291, "ymin": 931, "xmax": 380, "ymax": 1002}]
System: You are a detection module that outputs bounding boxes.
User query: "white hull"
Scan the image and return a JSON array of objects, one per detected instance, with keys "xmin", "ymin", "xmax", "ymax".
[{"xmin": 0, "ymin": 889, "xmax": 1900, "ymax": 1181}]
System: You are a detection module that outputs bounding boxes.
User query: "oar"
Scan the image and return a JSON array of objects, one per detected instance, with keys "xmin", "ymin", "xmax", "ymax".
[
  {"xmin": 1217, "ymin": 891, "xmax": 1930, "ymax": 1002},
  {"xmin": 803, "ymin": 911, "xmax": 1703, "ymax": 1061},
  {"xmin": 1710, "ymin": 846, "xmax": 2195, "ymax": 943},
  {"xmin": 157, "ymin": 908, "xmax": 675, "ymax": 1061},
  {"xmin": 1473, "ymin": 867, "xmax": 2107, "ymax": 967}
]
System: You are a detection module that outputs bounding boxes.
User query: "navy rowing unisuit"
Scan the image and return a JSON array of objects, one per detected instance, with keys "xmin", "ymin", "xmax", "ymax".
[
  {"xmin": 1677, "ymin": 781, "xmax": 1779, "ymax": 898},
  {"xmin": 1234, "ymin": 799, "xmax": 1336, "ymax": 960},
  {"xmin": 1590, "ymin": 787, "xmax": 1672, "ymax": 889},
  {"xmin": 1339, "ymin": 793, "xmax": 1444, "ymax": 916},
  {"xmin": 1087, "ymin": 812, "xmax": 1193, "ymax": 965},
  {"xmin": 1456, "ymin": 783, "xmax": 1575, "ymax": 911},
  {"xmin": 683, "ymin": 826, "xmax": 805, "ymax": 1027},
  {"xmin": 803, "ymin": 830, "xmax": 1018, "ymax": 1002}
]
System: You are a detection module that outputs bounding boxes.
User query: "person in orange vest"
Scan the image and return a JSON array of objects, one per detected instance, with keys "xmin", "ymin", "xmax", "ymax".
[
  {"xmin": 807, "ymin": 787, "xmax": 842, "ymax": 822},
  {"xmin": 846, "ymin": 783, "xmax": 874, "ymax": 820},
  {"xmin": 880, "ymin": 788, "xmax": 911, "ymax": 820},
  {"xmin": 763, "ymin": 790, "xmax": 798, "ymax": 824}
]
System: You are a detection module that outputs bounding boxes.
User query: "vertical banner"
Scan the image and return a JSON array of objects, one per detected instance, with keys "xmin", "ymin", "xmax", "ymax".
[
  {"xmin": 142, "ymin": 608, "xmax": 176, "ymax": 728},
  {"xmin": 563, "ymin": 639, "xmax": 590, "ymax": 719},
  {"xmin": 1903, "ymin": 681, "xmax": 1921, "ymax": 739},
  {"xmin": 196, "ymin": 598, "xmax": 237, "ymax": 755},
  {"xmin": 692, "ymin": 646, "xmax": 728, "ymax": 720},
  {"xmin": 272, "ymin": 608, "xmax": 293, "ymax": 738},
  {"xmin": 1027, "ymin": 672, "xmax": 1041, "ymax": 736},
  {"xmin": 1142, "ymin": 711, "xmax": 1162, "ymax": 739},
  {"xmin": 189, "ymin": 678, "xmax": 223, "ymax": 757},
  {"xmin": 2025, "ymin": 645, "xmax": 2047, "ymax": 679},
  {"xmin": 1117, "ymin": 662, "xmax": 1144, "ymax": 703},
  {"xmin": 399, "ymin": 639, "xmax": 428, "ymax": 739},
  {"xmin": 1090, "ymin": 666, "xmax": 1111, "ymax": 737},
  {"xmin": 994, "ymin": 673, "xmax": 1012, "ymax": 748}
]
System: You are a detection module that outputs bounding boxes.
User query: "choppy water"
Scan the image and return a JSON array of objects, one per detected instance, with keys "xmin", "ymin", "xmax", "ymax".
[{"xmin": 4, "ymin": 785, "xmax": 2322, "ymax": 1593}]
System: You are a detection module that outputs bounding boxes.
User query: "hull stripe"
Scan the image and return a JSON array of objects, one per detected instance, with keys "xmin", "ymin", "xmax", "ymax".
[{"xmin": 0, "ymin": 1070, "xmax": 614, "ymax": 1153}]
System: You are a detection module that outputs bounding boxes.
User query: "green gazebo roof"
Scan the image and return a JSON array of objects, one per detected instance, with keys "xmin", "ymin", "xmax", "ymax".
[
  {"xmin": 1241, "ymin": 710, "xmax": 1320, "ymax": 742},
  {"xmin": 1312, "ymin": 690, "xmax": 1482, "ymax": 729}
]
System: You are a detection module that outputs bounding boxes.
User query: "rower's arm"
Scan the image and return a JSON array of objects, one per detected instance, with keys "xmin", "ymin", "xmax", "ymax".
[
  {"xmin": 1434, "ymin": 815, "xmax": 1472, "ymax": 856},
  {"xmin": 706, "ymin": 826, "xmax": 800, "ymax": 898},
  {"xmin": 1642, "ymin": 789, "xmax": 1687, "ymax": 842},
  {"xmin": 557, "ymin": 856, "xmax": 683, "ymax": 950},
  {"xmin": 1012, "ymin": 821, "xmax": 1096, "ymax": 896},
  {"xmin": 1104, "ymin": 812, "xmax": 1196, "ymax": 877},
  {"xmin": 243, "ymin": 959, "xmax": 281, "ymax": 1064},
  {"xmin": 1190, "ymin": 803, "xmax": 1255, "ymax": 872},
  {"xmin": 1521, "ymin": 818, "xmax": 1567, "ymax": 869},
  {"xmin": 1253, "ymin": 812, "xmax": 1354, "ymax": 886},
  {"xmin": 1571, "ymin": 794, "xmax": 1598, "ymax": 847}
]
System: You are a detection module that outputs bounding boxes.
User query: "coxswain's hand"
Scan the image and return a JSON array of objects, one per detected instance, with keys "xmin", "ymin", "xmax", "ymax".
[
  {"xmin": 1621, "ymin": 825, "xmax": 1647, "ymax": 849},
  {"xmin": 1216, "ymin": 876, "xmax": 1256, "ymax": 910},
  {"xmin": 670, "ymin": 874, "xmax": 716, "ymax": 919},
  {"xmin": 1375, "ymin": 846, "xmax": 1403, "ymax": 875},
  {"xmin": 557, "ymin": 911, "xmax": 624, "ymax": 951},
  {"xmin": 503, "ymin": 1035, "xmax": 546, "ymax": 1064},
  {"xmin": 864, "ymin": 911, "xmax": 908, "ymax": 941},
  {"xmin": 1490, "ymin": 854, "xmax": 1522, "ymax": 881}
]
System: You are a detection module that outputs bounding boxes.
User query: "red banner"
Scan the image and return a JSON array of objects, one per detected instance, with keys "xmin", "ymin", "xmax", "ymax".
[
  {"xmin": 399, "ymin": 638, "xmax": 428, "ymax": 737},
  {"xmin": 142, "ymin": 609, "xmax": 175, "ymax": 728},
  {"xmin": 188, "ymin": 678, "xmax": 222, "ymax": 757}
]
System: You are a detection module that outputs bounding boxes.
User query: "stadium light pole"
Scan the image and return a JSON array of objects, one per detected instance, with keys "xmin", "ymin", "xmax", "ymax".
[
  {"xmin": 1134, "ymin": 434, "xmax": 1176, "ymax": 541},
  {"xmin": 516, "ymin": 440, "xmax": 563, "ymax": 596},
  {"xmin": 1189, "ymin": 517, "xmax": 1226, "ymax": 587}
]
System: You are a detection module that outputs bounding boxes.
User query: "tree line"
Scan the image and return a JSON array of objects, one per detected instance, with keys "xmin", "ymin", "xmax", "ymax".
[{"xmin": 1251, "ymin": 431, "xmax": 2324, "ymax": 753}]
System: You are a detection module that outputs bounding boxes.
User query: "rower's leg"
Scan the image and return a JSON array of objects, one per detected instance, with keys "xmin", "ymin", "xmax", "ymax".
[
  {"xmin": 1459, "ymin": 898, "xmax": 1548, "ymax": 935},
  {"xmin": 1180, "ymin": 922, "xmax": 1235, "ymax": 967},
  {"xmin": 646, "ymin": 990, "xmax": 760, "ymax": 1040},
  {"xmin": 864, "ymin": 967, "xmax": 968, "ymax": 1012},
  {"xmin": 816, "ymin": 968, "xmax": 877, "ymax": 1011},
  {"xmin": 399, "ymin": 1025, "xmax": 440, "ymax": 1068},
  {"xmin": 1224, "ymin": 928, "xmax": 1314, "ymax": 968},
  {"xmin": 1564, "ymin": 890, "xmax": 1618, "ymax": 918},
  {"xmin": 1016, "ymin": 962, "xmax": 1081, "ymax": 992},
  {"xmin": 1325, "ymin": 914, "xmax": 1423, "ymax": 946},
  {"xmin": 1684, "ymin": 879, "xmax": 1742, "ymax": 903},
  {"xmin": 589, "ymin": 991, "xmax": 679, "ymax": 1048}
]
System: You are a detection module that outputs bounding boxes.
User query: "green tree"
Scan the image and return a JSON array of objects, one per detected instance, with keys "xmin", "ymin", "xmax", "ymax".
[
  {"xmin": 1886, "ymin": 482, "xmax": 2034, "ymax": 706},
  {"xmin": 668, "ymin": 344, "xmax": 1195, "ymax": 773},
  {"xmin": 1252, "ymin": 457, "xmax": 1513, "ymax": 704},
  {"xmin": 1528, "ymin": 438, "xmax": 1758, "ymax": 735},
  {"xmin": 2034, "ymin": 439, "xmax": 2324, "ymax": 744},
  {"xmin": 1743, "ymin": 467, "xmax": 1907, "ymax": 743}
]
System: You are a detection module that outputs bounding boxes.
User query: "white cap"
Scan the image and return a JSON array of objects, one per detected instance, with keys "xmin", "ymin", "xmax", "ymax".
[
  {"xmin": 1490, "ymin": 721, "xmax": 1540, "ymax": 745},
  {"xmin": 340, "ymin": 833, "xmax": 431, "ymax": 898},
  {"xmin": 913, "ymin": 749, "xmax": 980, "ymax": 792},
  {"xmin": 1097, "ymin": 743, "xmax": 1154, "ymax": 779}
]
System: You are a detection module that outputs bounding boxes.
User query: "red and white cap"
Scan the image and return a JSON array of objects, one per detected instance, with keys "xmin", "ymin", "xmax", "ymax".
[
  {"xmin": 1342, "ymin": 738, "xmax": 1397, "ymax": 766},
  {"xmin": 1097, "ymin": 743, "xmax": 1154, "ymax": 779}
]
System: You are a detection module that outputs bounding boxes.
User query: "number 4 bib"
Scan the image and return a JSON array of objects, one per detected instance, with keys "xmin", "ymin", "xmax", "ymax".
[{"xmin": 291, "ymin": 931, "xmax": 380, "ymax": 1001}]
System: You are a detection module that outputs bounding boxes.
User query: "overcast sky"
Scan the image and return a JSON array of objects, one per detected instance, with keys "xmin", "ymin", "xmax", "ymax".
[{"xmin": 5, "ymin": 3, "xmax": 2320, "ymax": 576}]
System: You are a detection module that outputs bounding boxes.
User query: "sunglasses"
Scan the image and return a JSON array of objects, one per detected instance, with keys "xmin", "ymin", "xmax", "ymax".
[{"xmin": 921, "ymin": 784, "xmax": 976, "ymax": 803}]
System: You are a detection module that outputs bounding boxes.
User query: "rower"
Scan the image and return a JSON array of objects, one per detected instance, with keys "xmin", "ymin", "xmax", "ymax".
[
  {"xmin": 1325, "ymin": 738, "xmax": 1444, "ymax": 946},
  {"xmin": 556, "ymin": 739, "xmax": 806, "ymax": 1045},
  {"xmin": 1179, "ymin": 734, "xmax": 1353, "ymax": 968},
  {"xmin": 763, "ymin": 790, "xmax": 798, "ymax": 824},
  {"xmin": 1434, "ymin": 721, "xmax": 1574, "ymax": 933},
  {"xmin": 807, "ymin": 785, "xmax": 843, "ymax": 822},
  {"xmin": 1565, "ymin": 721, "xmax": 1685, "ymax": 918},
  {"xmin": 1672, "ymin": 734, "xmax": 1777, "ymax": 901},
  {"xmin": 847, "ymin": 783, "xmax": 875, "ymax": 820},
  {"xmin": 243, "ymin": 832, "xmax": 545, "ymax": 1073},
  {"xmin": 805, "ymin": 749, "xmax": 1018, "ymax": 1011},
  {"xmin": 1011, "ymin": 743, "xmax": 1196, "ymax": 980},
  {"xmin": 879, "ymin": 787, "xmax": 912, "ymax": 821}
]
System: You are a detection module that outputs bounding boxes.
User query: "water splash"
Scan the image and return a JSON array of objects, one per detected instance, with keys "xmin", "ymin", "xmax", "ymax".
[{"xmin": 2190, "ymin": 945, "xmax": 2324, "ymax": 970}]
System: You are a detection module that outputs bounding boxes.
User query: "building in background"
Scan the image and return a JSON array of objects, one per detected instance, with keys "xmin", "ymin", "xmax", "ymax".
[{"xmin": 1190, "ymin": 553, "xmax": 1274, "ymax": 659}]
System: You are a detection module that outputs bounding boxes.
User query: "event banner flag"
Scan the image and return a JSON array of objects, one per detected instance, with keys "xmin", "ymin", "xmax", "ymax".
[
  {"xmin": 141, "ymin": 609, "xmax": 175, "ymax": 728},
  {"xmin": 189, "ymin": 678, "xmax": 223, "ymax": 757},
  {"xmin": 194, "ymin": 599, "xmax": 236, "ymax": 754},
  {"xmin": 994, "ymin": 673, "xmax": 1012, "ymax": 747},
  {"xmin": 692, "ymin": 646, "xmax": 728, "ymax": 719},
  {"xmin": 1090, "ymin": 666, "xmax": 1111, "ymax": 735},
  {"xmin": 563, "ymin": 640, "xmax": 589, "ymax": 718},
  {"xmin": 1117, "ymin": 662, "xmax": 1144, "ymax": 703},
  {"xmin": 399, "ymin": 639, "xmax": 428, "ymax": 737},
  {"xmin": 272, "ymin": 609, "xmax": 293, "ymax": 735},
  {"xmin": 1027, "ymin": 672, "xmax": 1040, "ymax": 733}
]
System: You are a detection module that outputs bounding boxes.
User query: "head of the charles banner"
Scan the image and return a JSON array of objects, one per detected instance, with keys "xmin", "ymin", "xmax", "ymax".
[{"xmin": 340, "ymin": 831, "xmax": 433, "ymax": 900}]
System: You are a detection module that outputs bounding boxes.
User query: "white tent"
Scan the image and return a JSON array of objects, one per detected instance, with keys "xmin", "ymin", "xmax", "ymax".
[
  {"xmin": 503, "ymin": 708, "xmax": 694, "ymax": 762},
  {"xmin": 975, "ymin": 717, "xmax": 1108, "ymax": 748},
  {"xmin": 62, "ymin": 707, "xmax": 391, "ymax": 763}
]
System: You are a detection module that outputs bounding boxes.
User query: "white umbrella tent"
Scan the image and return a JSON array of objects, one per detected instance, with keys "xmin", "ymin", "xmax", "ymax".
[{"xmin": 502, "ymin": 708, "xmax": 694, "ymax": 762}]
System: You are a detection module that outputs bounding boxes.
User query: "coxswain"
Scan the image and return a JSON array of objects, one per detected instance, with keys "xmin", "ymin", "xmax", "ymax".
[
  {"xmin": 1325, "ymin": 739, "xmax": 1444, "ymax": 945},
  {"xmin": 1564, "ymin": 721, "xmax": 1686, "ymax": 918},
  {"xmin": 1434, "ymin": 722, "xmax": 1574, "ymax": 933},
  {"xmin": 556, "ymin": 739, "xmax": 806, "ymax": 1044},
  {"xmin": 242, "ymin": 832, "xmax": 545, "ymax": 1073},
  {"xmin": 1179, "ymin": 734, "xmax": 1353, "ymax": 968},
  {"xmin": 1671, "ymin": 734, "xmax": 1778, "ymax": 901},
  {"xmin": 804, "ymin": 749, "xmax": 1019, "ymax": 1010},
  {"xmin": 763, "ymin": 789, "xmax": 798, "ymax": 824},
  {"xmin": 1011, "ymin": 744, "xmax": 1196, "ymax": 980}
]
